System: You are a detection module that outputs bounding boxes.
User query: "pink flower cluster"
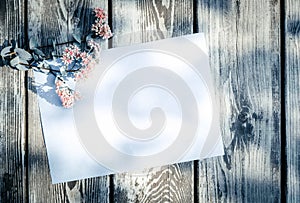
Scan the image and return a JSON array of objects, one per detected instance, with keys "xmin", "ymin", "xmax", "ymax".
[
  {"xmin": 55, "ymin": 78, "xmax": 80, "ymax": 108},
  {"xmin": 91, "ymin": 8, "xmax": 113, "ymax": 39},
  {"xmin": 74, "ymin": 59, "xmax": 96, "ymax": 81},
  {"xmin": 94, "ymin": 8, "xmax": 107, "ymax": 20},
  {"xmin": 88, "ymin": 39, "xmax": 101, "ymax": 54},
  {"xmin": 62, "ymin": 45, "xmax": 91, "ymax": 66}
]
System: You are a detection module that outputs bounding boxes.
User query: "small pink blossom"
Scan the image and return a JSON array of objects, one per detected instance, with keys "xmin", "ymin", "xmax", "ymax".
[
  {"xmin": 62, "ymin": 53, "xmax": 73, "ymax": 65},
  {"xmin": 62, "ymin": 45, "xmax": 80, "ymax": 65},
  {"xmin": 62, "ymin": 58, "xmax": 71, "ymax": 65},
  {"xmin": 72, "ymin": 46, "xmax": 81, "ymax": 59},
  {"xmin": 88, "ymin": 39, "xmax": 101, "ymax": 54},
  {"xmin": 91, "ymin": 8, "xmax": 113, "ymax": 40},
  {"xmin": 94, "ymin": 8, "xmax": 107, "ymax": 21},
  {"xmin": 80, "ymin": 52, "xmax": 92, "ymax": 66},
  {"xmin": 61, "ymin": 45, "xmax": 93, "ymax": 68},
  {"xmin": 92, "ymin": 22, "xmax": 113, "ymax": 39},
  {"xmin": 54, "ymin": 7, "xmax": 111, "ymax": 108},
  {"xmin": 99, "ymin": 24, "xmax": 113, "ymax": 39},
  {"xmin": 86, "ymin": 60, "xmax": 96, "ymax": 71},
  {"xmin": 55, "ymin": 77, "xmax": 80, "ymax": 108},
  {"xmin": 74, "ymin": 72, "xmax": 84, "ymax": 81},
  {"xmin": 55, "ymin": 79, "xmax": 64, "ymax": 87},
  {"xmin": 74, "ymin": 59, "xmax": 97, "ymax": 81}
]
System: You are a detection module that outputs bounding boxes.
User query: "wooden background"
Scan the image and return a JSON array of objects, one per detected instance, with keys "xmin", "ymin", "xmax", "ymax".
[{"xmin": 0, "ymin": 0, "xmax": 298, "ymax": 202}]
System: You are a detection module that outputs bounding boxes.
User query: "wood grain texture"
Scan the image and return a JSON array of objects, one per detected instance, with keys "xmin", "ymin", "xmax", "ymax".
[
  {"xmin": 285, "ymin": 0, "xmax": 300, "ymax": 202},
  {"xmin": 0, "ymin": 0, "xmax": 293, "ymax": 202},
  {"xmin": 27, "ymin": 0, "xmax": 109, "ymax": 202},
  {"xmin": 111, "ymin": 0, "xmax": 194, "ymax": 202},
  {"xmin": 113, "ymin": 164, "xmax": 193, "ymax": 203},
  {"xmin": 197, "ymin": 0, "xmax": 281, "ymax": 202},
  {"xmin": 0, "ymin": 0, "xmax": 26, "ymax": 202}
]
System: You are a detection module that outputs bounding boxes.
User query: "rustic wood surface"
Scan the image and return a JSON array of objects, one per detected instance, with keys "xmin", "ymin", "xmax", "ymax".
[
  {"xmin": 27, "ymin": 0, "xmax": 110, "ymax": 202},
  {"xmin": 111, "ymin": 1, "xmax": 194, "ymax": 202},
  {"xmin": 286, "ymin": 0, "xmax": 300, "ymax": 202},
  {"xmin": 197, "ymin": 0, "xmax": 281, "ymax": 202},
  {"xmin": 0, "ymin": 0, "xmax": 26, "ymax": 202},
  {"xmin": 0, "ymin": 0, "xmax": 298, "ymax": 202}
]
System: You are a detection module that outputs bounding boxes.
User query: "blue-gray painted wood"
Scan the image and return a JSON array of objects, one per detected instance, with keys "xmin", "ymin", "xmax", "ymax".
[
  {"xmin": 197, "ymin": 0, "xmax": 281, "ymax": 202},
  {"xmin": 286, "ymin": 0, "xmax": 300, "ymax": 202},
  {"xmin": 0, "ymin": 0, "xmax": 26, "ymax": 202},
  {"xmin": 0, "ymin": 0, "xmax": 295, "ymax": 202}
]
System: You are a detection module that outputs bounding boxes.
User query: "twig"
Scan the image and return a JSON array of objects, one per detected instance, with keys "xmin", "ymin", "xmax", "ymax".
[
  {"xmin": 19, "ymin": 62, "xmax": 81, "ymax": 73},
  {"xmin": 36, "ymin": 40, "xmax": 76, "ymax": 49}
]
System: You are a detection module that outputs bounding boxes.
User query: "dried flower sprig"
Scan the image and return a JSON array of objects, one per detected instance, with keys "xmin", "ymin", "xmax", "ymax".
[
  {"xmin": 0, "ymin": 8, "xmax": 113, "ymax": 108},
  {"xmin": 55, "ymin": 77, "xmax": 81, "ymax": 108},
  {"xmin": 92, "ymin": 8, "xmax": 113, "ymax": 39}
]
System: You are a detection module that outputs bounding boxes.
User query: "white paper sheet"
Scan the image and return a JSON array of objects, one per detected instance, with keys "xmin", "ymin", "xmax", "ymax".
[{"xmin": 34, "ymin": 33, "xmax": 224, "ymax": 184}]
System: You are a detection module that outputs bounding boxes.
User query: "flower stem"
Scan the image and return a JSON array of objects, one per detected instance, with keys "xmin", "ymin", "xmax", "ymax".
[
  {"xmin": 36, "ymin": 40, "xmax": 76, "ymax": 49},
  {"xmin": 19, "ymin": 62, "xmax": 80, "ymax": 73}
]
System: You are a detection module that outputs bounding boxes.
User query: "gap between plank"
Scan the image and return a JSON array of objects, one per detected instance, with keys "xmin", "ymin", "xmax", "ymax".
[
  {"xmin": 108, "ymin": 1, "xmax": 115, "ymax": 203},
  {"xmin": 24, "ymin": 0, "xmax": 29, "ymax": 202},
  {"xmin": 193, "ymin": 0, "xmax": 199, "ymax": 33},
  {"xmin": 280, "ymin": 0, "xmax": 287, "ymax": 201},
  {"xmin": 24, "ymin": 70, "xmax": 29, "ymax": 203},
  {"xmin": 109, "ymin": 174, "xmax": 114, "ymax": 203},
  {"xmin": 193, "ymin": 0, "xmax": 199, "ymax": 202},
  {"xmin": 193, "ymin": 160, "xmax": 199, "ymax": 203},
  {"xmin": 108, "ymin": 0, "xmax": 113, "ymax": 50}
]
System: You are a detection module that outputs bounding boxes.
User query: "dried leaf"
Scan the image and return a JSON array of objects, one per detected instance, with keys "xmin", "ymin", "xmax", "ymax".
[
  {"xmin": 15, "ymin": 48, "xmax": 32, "ymax": 61},
  {"xmin": 86, "ymin": 33, "xmax": 93, "ymax": 42},
  {"xmin": 2, "ymin": 40, "xmax": 9, "ymax": 47},
  {"xmin": 33, "ymin": 48, "xmax": 45, "ymax": 57},
  {"xmin": 33, "ymin": 54, "xmax": 38, "ymax": 61},
  {"xmin": 10, "ymin": 56, "xmax": 20, "ymax": 67},
  {"xmin": 11, "ymin": 39, "xmax": 16, "ymax": 49},
  {"xmin": 19, "ymin": 58, "xmax": 29, "ymax": 65},
  {"xmin": 1, "ymin": 46, "xmax": 12, "ymax": 57},
  {"xmin": 15, "ymin": 58, "xmax": 29, "ymax": 71},
  {"xmin": 29, "ymin": 37, "xmax": 38, "ymax": 50},
  {"xmin": 52, "ymin": 38, "xmax": 56, "ymax": 50},
  {"xmin": 72, "ymin": 33, "xmax": 81, "ymax": 44}
]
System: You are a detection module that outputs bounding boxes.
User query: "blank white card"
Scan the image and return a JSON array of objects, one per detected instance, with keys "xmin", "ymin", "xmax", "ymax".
[{"xmin": 34, "ymin": 33, "xmax": 224, "ymax": 184}]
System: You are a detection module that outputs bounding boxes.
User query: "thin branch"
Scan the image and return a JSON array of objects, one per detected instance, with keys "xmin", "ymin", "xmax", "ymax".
[
  {"xmin": 19, "ymin": 62, "xmax": 81, "ymax": 73},
  {"xmin": 36, "ymin": 40, "xmax": 76, "ymax": 49}
]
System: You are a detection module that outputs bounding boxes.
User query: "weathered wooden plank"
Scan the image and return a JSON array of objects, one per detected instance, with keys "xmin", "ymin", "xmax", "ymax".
[
  {"xmin": 285, "ymin": 0, "xmax": 300, "ymax": 202},
  {"xmin": 0, "ymin": 0, "xmax": 26, "ymax": 202},
  {"xmin": 111, "ymin": 0, "xmax": 194, "ymax": 202},
  {"xmin": 197, "ymin": 0, "xmax": 281, "ymax": 202},
  {"xmin": 27, "ymin": 0, "xmax": 109, "ymax": 202}
]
